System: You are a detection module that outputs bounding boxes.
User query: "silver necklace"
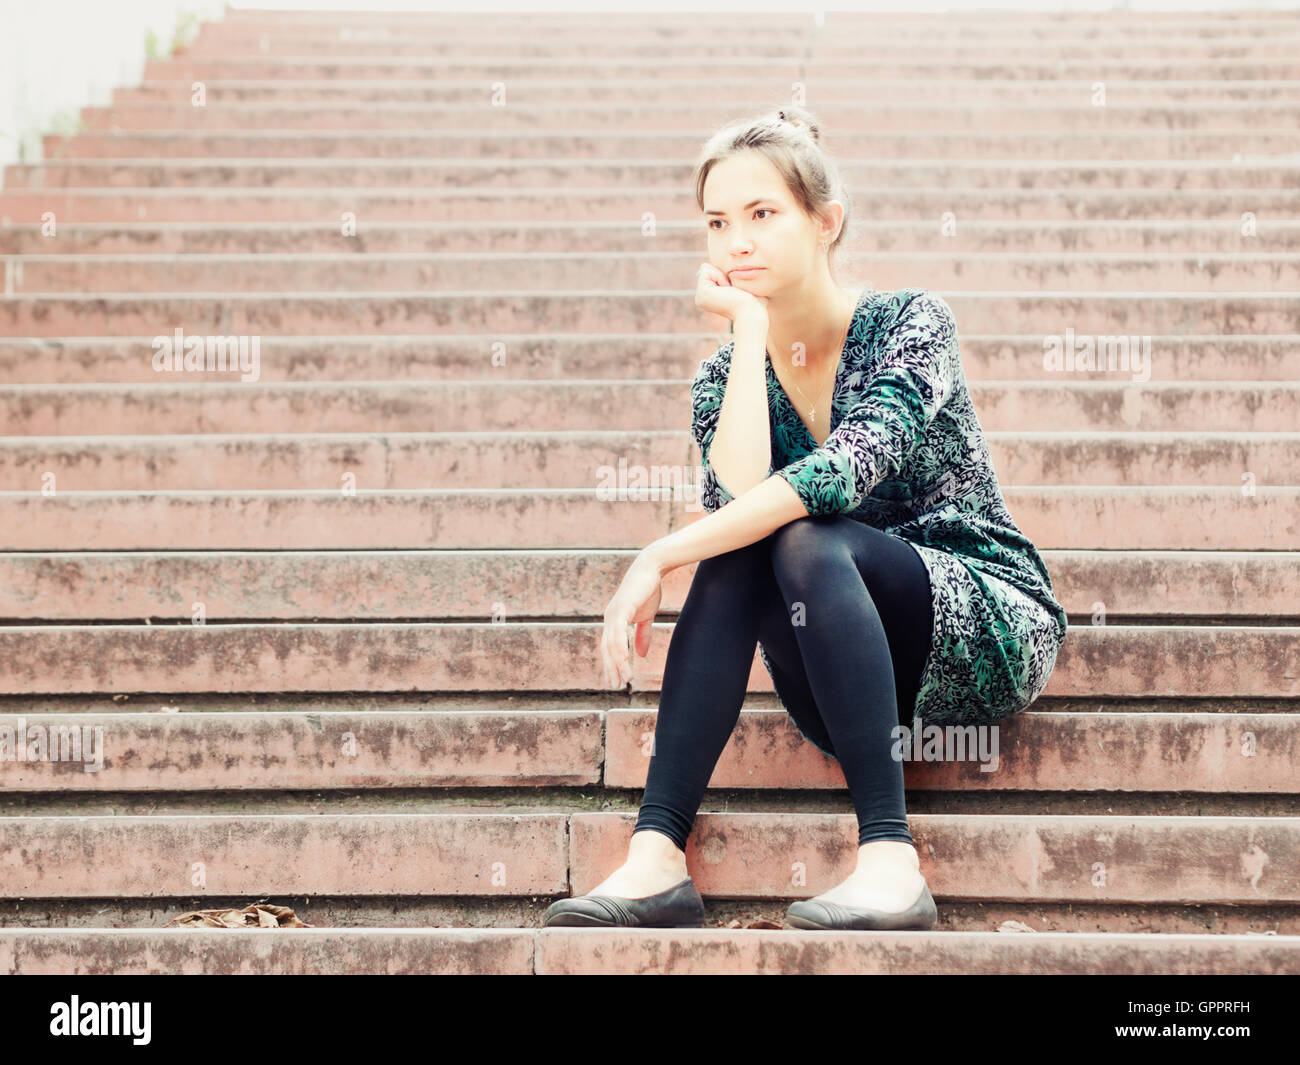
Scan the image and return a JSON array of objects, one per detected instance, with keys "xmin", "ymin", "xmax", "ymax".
[{"xmin": 788, "ymin": 296, "xmax": 854, "ymax": 426}]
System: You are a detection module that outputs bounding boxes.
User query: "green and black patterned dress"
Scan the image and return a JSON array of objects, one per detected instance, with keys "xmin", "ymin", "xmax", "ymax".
[{"xmin": 690, "ymin": 285, "xmax": 1068, "ymax": 729}]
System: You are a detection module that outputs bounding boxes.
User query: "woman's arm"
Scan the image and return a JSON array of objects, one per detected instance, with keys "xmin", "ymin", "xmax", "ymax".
[
  {"xmin": 702, "ymin": 312, "xmax": 773, "ymax": 499},
  {"xmin": 600, "ymin": 473, "xmax": 809, "ymax": 687},
  {"xmin": 638, "ymin": 307, "xmax": 806, "ymax": 576},
  {"xmin": 647, "ymin": 473, "xmax": 810, "ymax": 576}
]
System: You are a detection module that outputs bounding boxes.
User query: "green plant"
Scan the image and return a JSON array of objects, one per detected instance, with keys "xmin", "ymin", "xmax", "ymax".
[
  {"xmin": 45, "ymin": 109, "xmax": 82, "ymax": 136},
  {"xmin": 172, "ymin": 9, "xmax": 201, "ymax": 55}
]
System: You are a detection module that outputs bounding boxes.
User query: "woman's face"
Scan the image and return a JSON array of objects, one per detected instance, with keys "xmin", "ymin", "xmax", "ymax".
[{"xmin": 702, "ymin": 150, "xmax": 832, "ymax": 294}]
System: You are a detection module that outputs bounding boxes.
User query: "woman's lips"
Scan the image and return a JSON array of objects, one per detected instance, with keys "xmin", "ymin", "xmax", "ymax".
[{"xmin": 729, "ymin": 267, "xmax": 764, "ymax": 278}]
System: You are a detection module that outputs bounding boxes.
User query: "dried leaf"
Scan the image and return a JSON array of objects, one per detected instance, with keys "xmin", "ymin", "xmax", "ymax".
[
  {"xmin": 724, "ymin": 916, "xmax": 783, "ymax": 930},
  {"xmin": 164, "ymin": 901, "xmax": 313, "ymax": 929},
  {"xmin": 996, "ymin": 919, "xmax": 1037, "ymax": 933}
]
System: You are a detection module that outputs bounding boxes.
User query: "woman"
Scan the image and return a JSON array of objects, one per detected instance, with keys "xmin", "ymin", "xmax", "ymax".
[{"xmin": 544, "ymin": 106, "xmax": 1067, "ymax": 931}]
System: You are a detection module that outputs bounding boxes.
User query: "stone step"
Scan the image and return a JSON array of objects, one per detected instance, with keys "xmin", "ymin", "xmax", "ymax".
[
  {"xmin": 1, "ymin": 430, "xmax": 1296, "ymax": 490},
  {"xmin": 0, "ymin": 549, "xmax": 1293, "ymax": 620},
  {"xmin": 182, "ymin": 24, "xmax": 1300, "ymax": 52},
  {"xmin": 78, "ymin": 101, "xmax": 1300, "ymax": 133},
  {"xmin": 0, "ymin": 621, "xmax": 1295, "ymax": 697},
  {"xmin": 211, "ymin": 9, "xmax": 1297, "ymax": 27},
  {"xmin": 112, "ymin": 78, "xmax": 1300, "ymax": 106},
  {"xmin": 145, "ymin": 57, "xmax": 1300, "ymax": 82},
  {"xmin": 0, "ymin": 487, "xmax": 1296, "ymax": 550},
  {"xmin": 42, "ymin": 129, "xmax": 1300, "ymax": 161},
  {"xmin": 5, "ymin": 220, "xmax": 1300, "ymax": 257},
  {"xmin": 0, "ymin": 709, "xmax": 1295, "ymax": 795},
  {"xmin": 2, "ymin": 334, "xmax": 1294, "ymax": 384},
  {"xmin": 175, "ymin": 38, "xmax": 1300, "ymax": 60},
  {"xmin": 6, "ymin": 251, "xmax": 1297, "ymax": 293},
  {"xmin": 12, "ymin": 160, "xmax": 1299, "ymax": 192},
  {"xmin": 3, "ymin": 927, "xmax": 1296, "ymax": 976},
  {"xmin": 0, "ymin": 810, "xmax": 1295, "ymax": 906},
  {"xmin": 3, "ymin": 382, "xmax": 1295, "ymax": 435},
  {"xmin": 5, "ymin": 187, "xmax": 1297, "ymax": 225},
  {"xmin": 179, "ymin": 34, "xmax": 1300, "ymax": 56},
  {"xmin": 1, "ymin": 291, "xmax": 1297, "ymax": 336}
]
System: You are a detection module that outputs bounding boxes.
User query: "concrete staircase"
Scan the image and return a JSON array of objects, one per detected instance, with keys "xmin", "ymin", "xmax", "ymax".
[{"xmin": 1, "ymin": 6, "xmax": 1298, "ymax": 975}]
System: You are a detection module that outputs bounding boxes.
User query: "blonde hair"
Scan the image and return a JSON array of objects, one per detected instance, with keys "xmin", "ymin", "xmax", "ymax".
[{"xmin": 692, "ymin": 104, "xmax": 853, "ymax": 280}]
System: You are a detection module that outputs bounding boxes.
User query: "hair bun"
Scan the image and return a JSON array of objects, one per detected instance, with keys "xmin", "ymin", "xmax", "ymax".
[{"xmin": 776, "ymin": 108, "xmax": 818, "ymax": 142}]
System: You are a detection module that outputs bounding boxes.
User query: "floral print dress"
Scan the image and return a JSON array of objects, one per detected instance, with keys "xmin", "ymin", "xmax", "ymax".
[{"xmin": 690, "ymin": 286, "xmax": 1068, "ymax": 729}]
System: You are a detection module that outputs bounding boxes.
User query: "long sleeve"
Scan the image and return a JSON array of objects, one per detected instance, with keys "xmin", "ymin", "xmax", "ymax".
[
  {"xmin": 690, "ymin": 348, "xmax": 774, "ymax": 513},
  {"xmin": 773, "ymin": 289, "xmax": 960, "ymax": 517}
]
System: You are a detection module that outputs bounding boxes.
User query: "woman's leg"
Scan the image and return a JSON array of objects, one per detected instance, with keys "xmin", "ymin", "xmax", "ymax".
[
  {"xmin": 631, "ymin": 537, "xmax": 776, "ymax": 856},
  {"xmin": 629, "ymin": 511, "xmax": 931, "ymax": 857},
  {"xmin": 757, "ymin": 515, "xmax": 935, "ymax": 914},
  {"xmin": 596, "ymin": 516, "xmax": 933, "ymax": 901},
  {"xmin": 762, "ymin": 515, "xmax": 933, "ymax": 848}
]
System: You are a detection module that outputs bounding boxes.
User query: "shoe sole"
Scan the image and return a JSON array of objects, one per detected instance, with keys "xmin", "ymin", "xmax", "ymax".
[
  {"xmin": 784, "ymin": 911, "xmax": 935, "ymax": 931},
  {"xmin": 543, "ymin": 913, "xmax": 705, "ymax": 928},
  {"xmin": 784, "ymin": 882, "xmax": 938, "ymax": 931},
  {"xmin": 542, "ymin": 876, "xmax": 706, "ymax": 929}
]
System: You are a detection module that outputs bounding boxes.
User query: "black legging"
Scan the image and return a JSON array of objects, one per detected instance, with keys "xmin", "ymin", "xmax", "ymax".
[{"xmin": 633, "ymin": 514, "xmax": 934, "ymax": 851}]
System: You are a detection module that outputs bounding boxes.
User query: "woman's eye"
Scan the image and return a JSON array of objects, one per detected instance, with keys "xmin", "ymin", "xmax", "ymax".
[{"xmin": 708, "ymin": 210, "xmax": 769, "ymax": 230}]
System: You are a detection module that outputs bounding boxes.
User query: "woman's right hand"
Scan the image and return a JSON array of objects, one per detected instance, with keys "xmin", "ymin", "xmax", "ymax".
[{"xmin": 694, "ymin": 262, "xmax": 769, "ymax": 324}]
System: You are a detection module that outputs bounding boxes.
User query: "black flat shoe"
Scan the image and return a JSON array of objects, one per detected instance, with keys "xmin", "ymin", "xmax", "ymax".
[
  {"xmin": 542, "ymin": 876, "xmax": 706, "ymax": 928},
  {"xmin": 785, "ymin": 879, "xmax": 937, "ymax": 931}
]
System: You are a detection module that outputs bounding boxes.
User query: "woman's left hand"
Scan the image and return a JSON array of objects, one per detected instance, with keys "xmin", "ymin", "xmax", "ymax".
[{"xmin": 600, "ymin": 550, "xmax": 665, "ymax": 689}]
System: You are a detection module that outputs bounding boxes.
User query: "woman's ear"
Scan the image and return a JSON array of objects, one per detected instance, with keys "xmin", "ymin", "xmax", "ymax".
[{"xmin": 816, "ymin": 200, "xmax": 846, "ymax": 247}]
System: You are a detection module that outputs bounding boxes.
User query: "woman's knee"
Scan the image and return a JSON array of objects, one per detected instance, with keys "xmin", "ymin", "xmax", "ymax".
[
  {"xmin": 768, "ymin": 516, "xmax": 855, "ymax": 589},
  {"xmin": 687, "ymin": 536, "xmax": 770, "ymax": 597}
]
